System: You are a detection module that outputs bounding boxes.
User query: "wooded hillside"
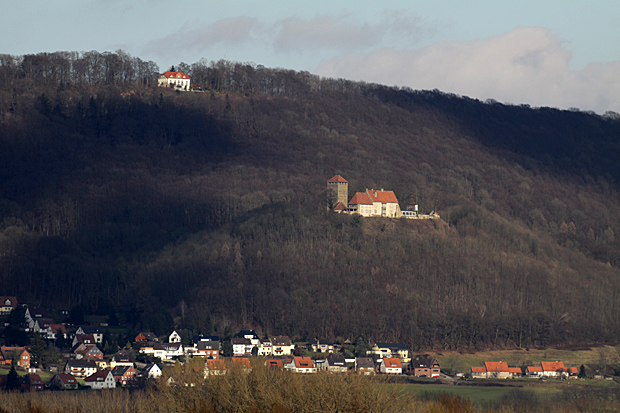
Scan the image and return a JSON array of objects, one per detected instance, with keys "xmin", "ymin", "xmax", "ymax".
[{"xmin": 1, "ymin": 51, "xmax": 620, "ymax": 350}]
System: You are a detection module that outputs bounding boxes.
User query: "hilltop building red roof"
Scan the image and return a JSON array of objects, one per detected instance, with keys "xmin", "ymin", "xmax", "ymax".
[{"xmin": 327, "ymin": 175, "xmax": 348, "ymax": 183}]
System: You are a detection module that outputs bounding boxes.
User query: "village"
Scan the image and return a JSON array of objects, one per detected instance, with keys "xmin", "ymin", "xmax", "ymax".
[{"xmin": 0, "ymin": 296, "xmax": 590, "ymax": 391}]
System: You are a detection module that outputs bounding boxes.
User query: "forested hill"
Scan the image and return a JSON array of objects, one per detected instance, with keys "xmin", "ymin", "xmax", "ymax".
[{"xmin": 1, "ymin": 51, "xmax": 620, "ymax": 350}]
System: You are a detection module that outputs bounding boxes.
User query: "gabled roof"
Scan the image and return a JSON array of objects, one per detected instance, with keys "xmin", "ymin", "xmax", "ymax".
[
  {"xmin": 568, "ymin": 367, "xmax": 579, "ymax": 374},
  {"xmin": 0, "ymin": 296, "xmax": 17, "ymax": 307},
  {"xmin": 231, "ymin": 337, "xmax": 251, "ymax": 345},
  {"xmin": 161, "ymin": 71, "xmax": 190, "ymax": 80},
  {"xmin": 266, "ymin": 360, "xmax": 284, "ymax": 368},
  {"xmin": 294, "ymin": 356, "xmax": 314, "ymax": 368},
  {"xmin": 411, "ymin": 358, "xmax": 439, "ymax": 369},
  {"xmin": 111, "ymin": 366, "xmax": 135, "ymax": 377},
  {"xmin": 375, "ymin": 342, "xmax": 408, "ymax": 351},
  {"xmin": 112, "ymin": 352, "xmax": 134, "ymax": 362},
  {"xmin": 66, "ymin": 359, "xmax": 97, "ymax": 368},
  {"xmin": 327, "ymin": 354, "xmax": 346, "ymax": 366},
  {"xmin": 232, "ymin": 358, "xmax": 252, "ymax": 369},
  {"xmin": 382, "ymin": 358, "xmax": 402, "ymax": 368},
  {"xmin": 526, "ymin": 366, "xmax": 542, "ymax": 372},
  {"xmin": 85, "ymin": 370, "xmax": 112, "ymax": 382},
  {"xmin": 349, "ymin": 192, "xmax": 373, "ymax": 206},
  {"xmin": 25, "ymin": 374, "xmax": 43, "ymax": 384},
  {"xmin": 206, "ymin": 359, "xmax": 226, "ymax": 370},
  {"xmin": 470, "ymin": 366, "xmax": 486, "ymax": 373},
  {"xmin": 541, "ymin": 361, "xmax": 566, "ymax": 372},
  {"xmin": 197, "ymin": 341, "xmax": 219, "ymax": 351},
  {"xmin": 366, "ymin": 189, "xmax": 399, "ymax": 204},
  {"xmin": 509, "ymin": 367, "xmax": 522, "ymax": 374},
  {"xmin": 327, "ymin": 175, "xmax": 348, "ymax": 183},
  {"xmin": 50, "ymin": 324, "xmax": 67, "ymax": 334},
  {"xmin": 55, "ymin": 373, "xmax": 77, "ymax": 384},
  {"xmin": 333, "ymin": 202, "xmax": 346, "ymax": 211},
  {"xmin": 271, "ymin": 336, "xmax": 292, "ymax": 346},
  {"xmin": 484, "ymin": 361, "xmax": 509, "ymax": 372},
  {"xmin": 355, "ymin": 357, "xmax": 375, "ymax": 369}
]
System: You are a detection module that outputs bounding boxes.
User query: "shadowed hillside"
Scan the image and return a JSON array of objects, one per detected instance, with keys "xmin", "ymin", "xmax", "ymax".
[{"xmin": 1, "ymin": 51, "xmax": 620, "ymax": 350}]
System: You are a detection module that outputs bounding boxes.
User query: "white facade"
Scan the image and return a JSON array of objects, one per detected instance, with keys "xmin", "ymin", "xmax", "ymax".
[
  {"xmin": 158, "ymin": 72, "xmax": 191, "ymax": 90},
  {"xmin": 84, "ymin": 371, "xmax": 116, "ymax": 389}
]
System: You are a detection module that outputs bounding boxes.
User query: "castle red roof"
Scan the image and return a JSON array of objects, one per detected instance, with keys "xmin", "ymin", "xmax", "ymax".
[
  {"xmin": 348, "ymin": 192, "xmax": 373, "ymax": 205},
  {"xmin": 327, "ymin": 175, "xmax": 348, "ymax": 183},
  {"xmin": 161, "ymin": 71, "xmax": 190, "ymax": 80},
  {"xmin": 366, "ymin": 189, "xmax": 399, "ymax": 204}
]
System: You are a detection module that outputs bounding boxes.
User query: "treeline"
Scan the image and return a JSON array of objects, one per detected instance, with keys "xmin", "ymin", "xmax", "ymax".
[{"xmin": 1, "ymin": 54, "xmax": 620, "ymax": 350}]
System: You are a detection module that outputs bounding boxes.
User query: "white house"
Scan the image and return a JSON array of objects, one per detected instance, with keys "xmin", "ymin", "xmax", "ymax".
[
  {"xmin": 65, "ymin": 359, "xmax": 97, "ymax": 378},
  {"xmin": 169, "ymin": 330, "xmax": 183, "ymax": 343},
  {"xmin": 84, "ymin": 370, "xmax": 116, "ymax": 389},
  {"xmin": 231, "ymin": 338, "xmax": 252, "ymax": 356},
  {"xmin": 158, "ymin": 71, "xmax": 191, "ymax": 90},
  {"xmin": 259, "ymin": 338, "xmax": 272, "ymax": 356},
  {"xmin": 271, "ymin": 336, "xmax": 294, "ymax": 356},
  {"xmin": 379, "ymin": 358, "xmax": 402, "ymax": 375},
  {"xmin": 346, "ymin": 189, "xmax": 401, "ymax": 218},
  {"xmin": 145, "ymin": 363, "xmax": 162, "ymax": 379},
  {"xmin": 285, "ymin": 357, "xmax": 316, "ymax": 374}
]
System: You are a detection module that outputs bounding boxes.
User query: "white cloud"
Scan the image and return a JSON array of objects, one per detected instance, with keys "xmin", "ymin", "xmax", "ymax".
[
  {"xmin": 145, "ymin": 17, "xmax": 262, "ymax": 57},
  {"xmin": 272, "ymin": 12, "xmax": 426, "ymax": 53},
  {"xmin": 315, "ymin": 27, "xmax": 620, "ymax": 113}
]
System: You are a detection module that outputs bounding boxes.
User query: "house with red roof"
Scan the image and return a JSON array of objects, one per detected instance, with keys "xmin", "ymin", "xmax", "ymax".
[
  {"xmin": 470, "ymin": 366, "xmax": 487, "ymax": 379},
  {"xmin": 484, "ymin": 361, "xmax": 511, "ymax": 379},
  {"xmin": 158, "ymin": 71, "xmax": 191, "ymax": 90},
  {"xmin": 380, "ymin": 358, "xmax": 402, "ymax": 375},
  {"xmin": 205, "ymin": 359, "xmax": 227, "ymax": 376},
  {"xmin": 347, "ymin": 189, "xmax": 402, "ymax": 217},
  {"xmin": 285, "ymin": 356, "xmax": 316, "ymax": 373},
  {"xmin": 232, "ymin": 357, "xmax": 252, "ymax": 371},
  {"xmin": 84, "ymin": 370, "xmax": 116, "ymax": 389},
  {"xmin": 525, "ymin": 366, "xmax": 543, "ymax": 377},
  {"xmin": 50, "ymin": 373, "xmax": 78, "ymax": 390},
  {"xmin": 22, "ymin": 374, "xmax": 44, "ymax": 391},
  {"xmin": 266, "ymin": 359, "xmax": 284, "ymax": 369},
  {"xmin": 541, "ymin": 361, "xmax": 569, "ymax": 378},
  {"xmin": 0, "ymin": 347, "xmax": 30, "ymax": 368}
]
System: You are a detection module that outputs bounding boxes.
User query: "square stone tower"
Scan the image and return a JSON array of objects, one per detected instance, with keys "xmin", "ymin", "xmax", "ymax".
[{"xmin": 327, "ymin": 175, "xmax": 349, "ymax": 207}]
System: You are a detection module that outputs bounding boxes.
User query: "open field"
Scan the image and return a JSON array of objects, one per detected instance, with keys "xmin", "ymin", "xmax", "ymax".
[{"xmin": 430, "ymin": 344, "xmax": 620, "ymax": 373}]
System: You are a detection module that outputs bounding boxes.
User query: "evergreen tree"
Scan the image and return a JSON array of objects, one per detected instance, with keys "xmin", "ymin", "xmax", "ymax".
[
  {"xmin": 6, "ymin": 363, "xmax": 21, "ymax": 390},
  {"xmin": 579, "ymin": 364, "xmax": 587, "ymax": 378}
]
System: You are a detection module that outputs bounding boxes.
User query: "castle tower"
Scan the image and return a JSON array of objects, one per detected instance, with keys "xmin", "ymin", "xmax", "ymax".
[{"xmin": 327, "ymin": 175, "xmax": 349, "ymax": 207}]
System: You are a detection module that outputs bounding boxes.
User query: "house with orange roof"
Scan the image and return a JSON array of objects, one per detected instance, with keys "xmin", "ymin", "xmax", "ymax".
[
  {"xmin": 158, "ymin": 71, "xmax": 191, "ymax": 90},
  {"xmin": 347, "ymin": 189, "xmax": 402, "ymax": 218},
  {"xmin": 484, "ymin": 361, "xmax": 511, "ymax": 379},
  {"xmin": 205, "ymin": 359, "xmax": 227, "ymax": 376},
  {"xmin": 380, "ymin": 358, "xmax": 402, "ymax": 375},
  {"xmin": 232, "ymin": 357, "xmax": 252, "ymax": 371},
  {"xmin": 525, "ymin": 366, "xmax": 543, "ymax": 377},
  {"xmin": 266, "ymin": 359, "xmax": 284, "ymax": 369},
  {"xmin": 509, "ymin": 367, "xmax": 523, "ymax": 377},
  {"xmin": 470, "ymin": 366, "xmax": 486, "ymax": 379},
  {"xmin": 541, "ymin": 361, "xmax": 568, "ymax": 378},
  {"xmin": 285, "ymin": 356, "xmax": 316, "ymax": 373}
]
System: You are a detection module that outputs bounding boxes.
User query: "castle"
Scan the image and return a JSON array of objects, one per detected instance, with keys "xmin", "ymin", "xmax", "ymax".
[{"xmin": 327, "ymin": 175, "xmax": 439, "ymax": 219}]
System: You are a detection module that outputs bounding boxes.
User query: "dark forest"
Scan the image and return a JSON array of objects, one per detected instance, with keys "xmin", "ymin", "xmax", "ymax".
[{"xmin": 1, "ymin": 50, "xmax": 620, "ymax": 350}]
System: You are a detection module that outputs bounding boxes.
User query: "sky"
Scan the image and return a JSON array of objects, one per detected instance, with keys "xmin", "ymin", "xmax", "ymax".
[{"xmin": 2, "ymin": 0, "xmax": 619, "ymax": 113}]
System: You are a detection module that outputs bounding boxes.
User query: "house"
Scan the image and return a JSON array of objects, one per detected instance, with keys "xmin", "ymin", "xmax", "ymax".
[
  {"xmin": 33, "ymin": 318, "xmax": 54, "ymax": 334},
  {"xmin": 84, "ymin": 370, "xmax": 116, "ymax": 389},
  {"xmin": 0, "ymin": 347, "xmax": 30, "ymax": 368},
  {"xmin": 65, "ymin": 359, "xmax": 97, "ymax": 378},
  {"xmin": 509, "ymin": 367, "xmax": 523, "ymax": 378},
  {"xmin": 525, "ymin": 366, "xmax": 543, "ymax": 378},
  {"xmin": 285, "ymin": 357, "xmax": 316, "ymax": 373},
  {"xmin": 541, "ymin": 361, "xmax": 568, "ymax": 378},
  {"xmin": 470, "ymin": 366, "xmax": 487, "ymax": 379},
  {"xmin": 266, "ymin": 359, "xmax": 284, "ymax": 369},
  {"xmin": 111, "ymin": 365, "xmax": 137, "ymax": 385},
  {"xmin": 380, "ymin": 358, "xmax": 402, "ymax": 375},
  {"xmin": 50, "ymin": 373, "xmax": 79, "ymax": 390},
  {"xmin": 310, "ymin": 339, "xmax": 335, "ymax": 354},
  {"xmin": 139, "ymin": 342, "xmax": 184, "ymax": 360},
  {"xmin": 0, "ymin": 296, "xmax": 18, "ymax": 315},
  {"xmin": 109, "ymin": 352, "xmax": 134, "ymax": 369},
  {"xmin": 45, "ymin": 324, "xmax": 68, "ymax": 340},
  {"xmin": 144, "ymin": 362, "xmax": 162, "ymax": 379},
  {"xmin": 355, "ymin": 357, "xmax": 375, "ymax": 375},
  {"xmin": 76, "ymin": 327, "xmax": 103, "ymax": 344},
  {"xmin": 22, "ymin": 374, "xmax": 44, "ymax": 391},
  {"xmin": 410, "ymin": 357, "xmax": 441, "ymax": 378},
  {"xmin": 231, "ymin": 337, "xmax": 253, "ymax": 356},
  {"xmin": 72, "ymin": 334, "xmax": 96, "ymax": 348},
  {"xmin": 193, "ymin": 340, "xmax": 220, "ymax": 359},
  {"xmin": 232, "ymin": 357, "xmax": 252, "ymax": 371},
  {"xmin": 484, "ymin": 361, "xmax": 511, "ymax": 379},
  {"xmin": 74, "ymin": 344, "xmax": 104, "ymax": 360},
  {"xmin": 568, "ymin": 366, "xmax": 579, "ymax": 378},
  {"xmin": 169, "ymin": 330, "xmax": 184, "ymax": 343},
  {"xmin": 205, "ymin": 359, "xmax": 227, "ymax": 376},
  {"xmin": 347, "ymin": 189, "xmax": 402, "ymax": 218},
  {"xmin": 370, "ymin": 342, "xmax": 410, "ymax": 362},
  {"xmin": 135, "ymin": 332, "xmax": 158, "ymax": 343},
  {"xmin": 326, "ymin": 354, "xmax": 348, "ymax": 373},
  {"xmin": 258, "ymin": 338, "xmax": 272, "ymax": 356},
  {"xmin": 271, "ymin": 336, "xmax": 294, "ymax": 356},
  {"xmin": 158, "ymin": 71, "xmax": 191, "ymax": 90}
]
